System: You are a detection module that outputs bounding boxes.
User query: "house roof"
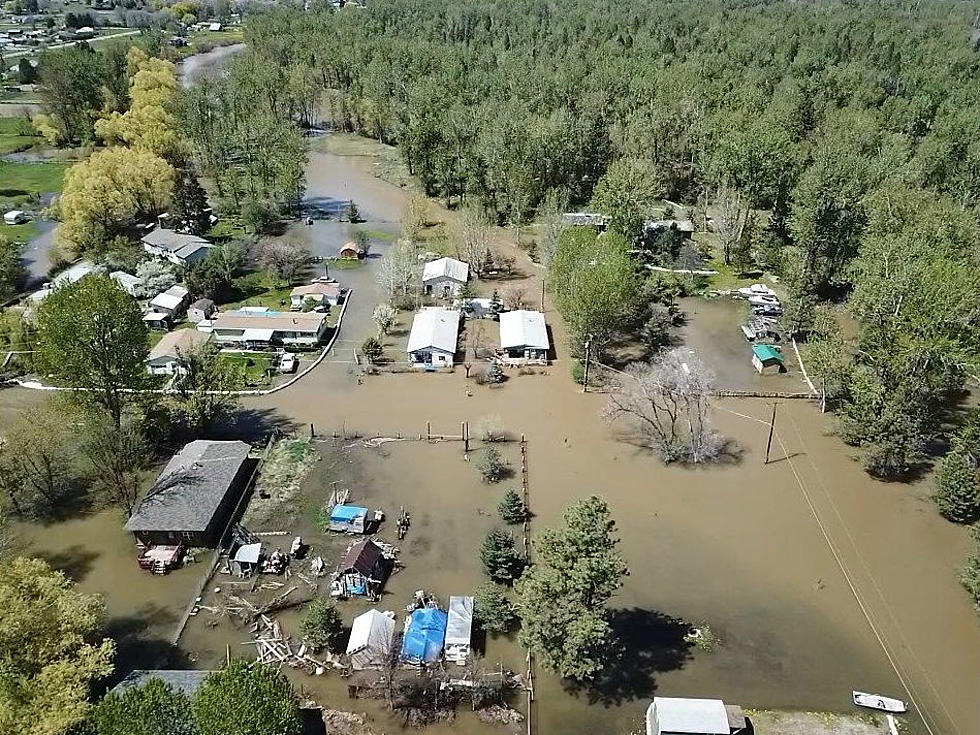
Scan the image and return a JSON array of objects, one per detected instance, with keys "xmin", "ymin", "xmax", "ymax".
[
  {"xmin": 407, "ymin": 308, "xmax": 460, "ymax": 354},
  {"xmin": 143, "ymin": 311, "xmax": 170, "ymax": 323},
  {"xmin": 499, "ymin": 310, "xmax": 549, "ymax": 350},
  {"xmin": 150, "ymin": 285, "xmax": 190, "ymax": 311},
  {"xmin": 445, "ymin": 596, "xmax": 474, "ymax": 646},
  {"xmin": 339, "ymin": 539, "xmax": 384, "ymax": 576},
  {"xmin": 331, "ymin": 504, "xmax": 368, "ymax": 522},
  {"xmin": 124, "ymin": 440, "xmax": 251, "ymax": 533},
  {"xmin": 648, "ymin": 697, "xmax": 731, "ymax": 735},
  {"xmin": 148, "ymin": 328, "xmax": 210, "ymax": 362},
  {"xmin": 189, "ymin": 298, "xmax": 215, "ymax": 310},
  {"xmin": 110, "ymin": 271, "xmax": 142, "ymax": 288},
  {"xmin": 422, "ymin": 257, "xmax": 469, "ymax": 283},
  {"xmin": 752, "ymin": 344, "xmax": 783, "ymax": 363},
  {"xmin": 347, "ymin": 609, "xmax": 395, "ymax": 655},
  {"xmin": 291, "ymin": 282, "xmax": 341, "ymax": 298},
  {"xmin": 142, "ymin": 227, "xmax": 211, "ymax": 253},
  {"xmin": 112, "ymin": 670, "xmax": 212, "ymax": 696},
  {"xmin": 212, "ymin": 310, "xmax": 328, "ymax": 334}
]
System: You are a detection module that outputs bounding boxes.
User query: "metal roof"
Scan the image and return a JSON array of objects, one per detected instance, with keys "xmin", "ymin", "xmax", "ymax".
[
  {"xmin": 212, "ymin": 310, "xmax": 327, "ymax": 334},
  {"xmin": 499, "ymin": 310, "xmax": 549, "ymax": 350},
  {"xmin": 124, "ymin": 441, "xmax": 251, "ymax": 533},
  {"xmin": 422, "ymin": 257, "xmax": 469, "ymax": 283},
  {"xmin": 331, "ymin": 504, "xmax": 368, "ymax": 522},
  {"xmin": 648, "ymin": 697, "xmax": 731, "ymax": 734},
  {"xmin": 233, "ymin": 542, "xmax": 262, "ymax": 564},
  {"xmin": 407, "ymin": 308, "xmax": 460, "ymax": 354},
  {"xmin": 752, "ymin": 344, "xmax": 783, "ymax": 363},
  {"xmin": 142, "ymin": 227, "xmax": 211, "ymax": 253},
  {"xmin": 346, "ymin": 609, "xmax": 395, "ymax": 655},
  {"xmin": 445, "ymin": 596, "xmax": 474, "ymax": 646}
]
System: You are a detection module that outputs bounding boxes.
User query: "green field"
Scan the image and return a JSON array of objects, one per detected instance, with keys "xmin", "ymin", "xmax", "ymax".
[
  {"xmin": 218, "ymin": 351, "xmax": 275, "ymax": 388},
  {"xmin": 0, "ymin": 160, "xmax": 68, "ymax": 212},
  {"xmin": 224, "ymin": 270, "xmax": 295, "ymax": 310},
  {"xmin": 0, "ymin": 117, "xmax": 40, "ymax": 154}
]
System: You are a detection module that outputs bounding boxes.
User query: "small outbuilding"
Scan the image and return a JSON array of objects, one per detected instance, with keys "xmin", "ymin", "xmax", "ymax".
[
  {"xmin": 498, "ymin": 309, "xmax": 549, "ymax": 364},
  {"xmin": 400, "ymin": 607, "xmax": 448, "ymax": 665},
  {"xmin": 751, "ymin": 344, "xmax": 784, "ymax": 375},
  {"xmin": 422, "ymin": 257, "xmax": 469, "ymax": 297},
  {"xmin": 187, "ymin": 298, "xmax": 216, "ymax": 323},
  {"xmin": 444, "ymin": 595, "xmax": 474, "ymax": 665},
  {"xmin": 110, "ymin": 271, "xmax": 143, "ymax": 297},
  {"xmin": 646, "ymin": 697, "xmax": 746, "ymax": 735},
  {"xmin": 333, "ymin": 539, "xmax": 388, "ymax": 598},
  {"xmin": 142, "ymin": 311, "xmax": 172, "ymax": 331},
  {"xmin": 150, "ymin": 285, "xmax": 191, "ymax": 317},
  {"xmin": 346, "ymin": 609, "xmax": 396, "ymax": 670},
  {"xmin": 407, "ymin": 308, "xmax": 460, "ymax": 368},
  {"xmin": 124, "ymin": 440, "xmax": 254, "ymax": 548},
  {"xmin": 4, "ymin": 210, "xmax": 28, "ymax": 225},
  {"xmin": 230, "ymin": 541, "xmax": 262, "ymax": 577},
  {"xmin": 328, "ymin": 504, "xmax": 369, "ymax": 534},
  {"xmin": 338, "ymin": 242, "xmax": 361, "ymax": 260}
]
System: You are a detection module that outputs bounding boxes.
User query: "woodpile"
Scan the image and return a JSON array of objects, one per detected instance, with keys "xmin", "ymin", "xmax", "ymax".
[{"xmin": 243, "ymin": 614, "xmax": 344, "ymax": 675}]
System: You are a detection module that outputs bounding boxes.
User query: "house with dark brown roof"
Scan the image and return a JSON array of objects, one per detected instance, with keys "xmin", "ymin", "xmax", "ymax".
[{"xmin": 334, "ymin": 539, "xmax": 389, "ymax": 598}]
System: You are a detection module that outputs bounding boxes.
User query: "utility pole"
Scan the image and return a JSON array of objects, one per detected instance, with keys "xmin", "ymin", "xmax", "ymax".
[
  {"xmin": 582, "ymin": 335, "xmax": 592, "ymax": 393},
  {"xmin": 764, "ymin": 402, "xmax": 778, "ymax": 464}
]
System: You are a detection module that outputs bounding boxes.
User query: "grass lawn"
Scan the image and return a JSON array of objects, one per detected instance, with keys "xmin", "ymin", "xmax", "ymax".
[
  {"xmin": 223, "ymin": 270, "xmax": 294, "ymax": 310},
  {"xmin": 206, "ymin": 219, "xmax": 248, "ymax": 242},
  {"xmin": 325, "ymin": 257, "xmax": 364, "ymax": 270},
  {"xmin": 0, "ymin": 160, "xmax": 69, "ymax": 204},
  {"xmin": 147, "ymin": 331, "xmax": 166, "ymax": 349},
  {"xmin": 2, "ymin": 220, "xmax": 38, "ymax": 242},
  {"xmin": 0, "ymin": 117, "xmax": 40, "ymax": 155},
  {"xmin": 218, "ymin": 351, "xmax": 276, "ymax": 388}
]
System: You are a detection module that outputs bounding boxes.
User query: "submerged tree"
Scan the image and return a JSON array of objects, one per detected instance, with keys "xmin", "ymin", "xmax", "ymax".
[
  {"xmin": 192, "ymin": 660, "xmax": 302, "ymax": 735},
  {"xmin": 498, "ymin": 489, "xmax": 528, "ymax": 524},
  {"xmin": 480, "ymin": 528, "xmax": 525, "ymax": 583},
  {"xmin": 300, "ymin": 598, "xmax": 344, "ymax": 652},
  {"xmin": 604, "ymin": 348, "xmax": 721, "ymax": 463}
]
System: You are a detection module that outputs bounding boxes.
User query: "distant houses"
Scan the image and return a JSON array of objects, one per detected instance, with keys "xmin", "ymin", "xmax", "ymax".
[
  {"xmin": 142, "ymin": 227, "xmax": 213, "ymax": 267},
  {"xmin": 422, "ymin": 257, "xmax": 469, "ymax": 298},
  {"xmin": 407, "ymin": 307, "xmax": 460, "ymax": 368},
  {"xmin": 210, "ymin": 309, "xmax": 329, "ymax": 348},
  {"xmin": 124, "ymin": 440, "xmax": 254, "ymax": 548},
  {"xmin": 498, "ymin": 309, "xmax": 549, "ymax": 364},
  {"xmin": 146, "ymin": 329, "xmax": 210, "ymax": 375}
]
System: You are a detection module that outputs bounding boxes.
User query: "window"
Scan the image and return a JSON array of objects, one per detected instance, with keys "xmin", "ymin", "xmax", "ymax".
[{"xmin": 180, "ymin": 531, "xmax": 194, "ymax": 540}]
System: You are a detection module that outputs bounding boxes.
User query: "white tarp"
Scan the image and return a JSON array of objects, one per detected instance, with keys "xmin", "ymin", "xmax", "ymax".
[{"xmin": 346, "ymin": 609, "xmax": 395, "ymax": 670}]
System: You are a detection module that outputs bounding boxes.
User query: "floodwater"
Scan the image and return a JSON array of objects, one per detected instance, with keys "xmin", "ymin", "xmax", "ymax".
[{"xmin": 176, "ymin": 43, "xmax": 245, "ymax": 88}]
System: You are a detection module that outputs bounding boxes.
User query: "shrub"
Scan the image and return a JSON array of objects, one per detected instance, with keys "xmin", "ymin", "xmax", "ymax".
[
  {"xmin": 498, "ymin": 489, "xmax": 527, "ymax": 524},
  {"xmin": 474, "ymin": 582, "xmax": 517, "ymax": 634},
  {"xmin": 300, "ymin": 598, "xmax": 343, "ymax": 652},
  {"xmin": 478, "ymin": 446, "xmax": 505, "ymax": 483},
  {"xmin": 485, "ymin": 363, "xmax": 504, "ymax": 384},
  {"xmin": 361, "ymin": 336, "xmax": 383, "ymax": 364},
  {"xmin": 480, "ymin": 528, "xmax": 525, "ymax": 583},
  {"xmin": 934, "ymin": 451, "xmax": 980, "ymax": 524},
  {"xmin": 571, "ymin": 361, "xmax": 585, "ymax": 384}
]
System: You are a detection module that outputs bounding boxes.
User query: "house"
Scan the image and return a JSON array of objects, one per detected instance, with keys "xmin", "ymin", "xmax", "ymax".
[
  {"xmin": 27, "ymin": 260, "xmax": 98, "ymax": 305},
  {"xmin": 146, "ymin": 328, "xmax": 211, "ymax": 375},
  {"xmin": 328, "ymin": 504, "xmax": 369, "ymax": 534},
  {"xmin": 338, "ymin": 241, "xmax": 361, "ymax": 260},
  {"xmin": 142, "ymin": 227, "xmax": 213, "ymax": 267},
  {"xmin": 290, "ymin": 281, "xmax": 342, "ymax": 309},
  {"xmin": 644, "ymin": 219, "xmax": 695, "ymax": 239},
  {"xmin": 187, "ymin": 298, "xmax": 216, "ymax": 323},
  {"xmin": 400, "ymin": 607, "xmax": 448, "ymax": 665},
  {"xmin": 407, "ymin": 308, "xmax": 460, "ymax": 368},
  {"xmin": 751, "ymin": 344, "xmax": 784, "ymax": 375},
  {"xmin": 444, "ymin": 596, "xmax": 474, "ymax": 665},
  {"xmin": 142, "ymin": 311, "xmax": 171, "ymax": 331},
  {"xmin": 422, "ymin": 257, "xmax": 469, "ymax": 297},
  {"xmin": 124, "ymin": 440, "xmax": 254, "ymax": 548},
  {"xmin": 346, "ymin": 609, "xmax": 396, "ymax": 670},
  {"xmin": 110, "ymin": 271, "xmax": 143, "ymax": 297},
  {"xmin": 149, "ymin": 285, "xmax": 190, "ymax": 317},
  {"xmin": 561, "ymin": 212, "xmax": 608, "ymax": 229},
  {"xmin": 333, "ymin": 538, "xmax": 389, "ymax": 598},
  {"xmin": 498, "ymin": 310, "xmax": 549, "ymax": 364},
  {"xmin": 112, "ymin": 670, "xmax": 213, "ymax": 696},
  {"xmin": 211, "ymin": 309, "xmax": 329, "ymax": 348},
  {"xmin": 646, "ymin": 697, "xmax": 746, "ymax": 735},
  {"xmin": 4, "ymin": 210, "xmax": 28, "ymax": 225}
]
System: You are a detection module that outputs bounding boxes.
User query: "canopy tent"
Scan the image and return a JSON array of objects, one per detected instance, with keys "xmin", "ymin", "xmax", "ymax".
[
  {"xmin": 346, "ymin": 609, "xmax": 395, "ymax": 670},
  {"xmin": 400, "ymin": 607, "xmax": 448, "ymax": 664},
  {"xmin": 445, "ymin": 595, "xmax": 474, "ymax": 665}
]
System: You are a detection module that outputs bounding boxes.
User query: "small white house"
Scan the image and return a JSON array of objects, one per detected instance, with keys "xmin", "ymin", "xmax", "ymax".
[
  {"xmin": 4, "ymin": 210, "xmax": 28, "ymax": 225},
  {"xmin": 146, "ymin": 329, "xmax": 211, "ymax": 375},
  {"xmin": 187, "ymin": 298, "xmax": 216, "ymax": 323},
  {"xmin": 290, "ymin": 281, "xmax": 342, "ymax": 309},
  {"xmin": 407, "ymin": 308, "xmax": 460, "ymax": 368},
  {"xmin": 646, "ymin": 697, "xmax": 746, "ymax": 735},
  {"xmin": 498, "ymin": 310, "xmax": 549, "ymax": 364},
  {"xmin": 422, "ymin": 257, "xmax": 469, "ymax": 298},
  {"xmin": 110, "ymin": 271, "xmax": 143, "ymax": 297},
  {"xmin": 444, "ymin": 596, "xmax": 474, "ymax": 666},
  {"xmin": 346, "ymin": 609, "xmax": 395, "ymax": 671},
  {"xmin": 149, "ymin": 285, "xmax": 190, "ymax": 317}
]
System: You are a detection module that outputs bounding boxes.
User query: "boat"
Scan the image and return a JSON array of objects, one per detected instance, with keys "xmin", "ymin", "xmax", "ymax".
[
  {"xmin": 738, "ymin": 283, "xmax": 775, "ymax": 297},
  {"xmin": 748, "ymin": 293, "xmax": 780, "ymax": 306},
  {"xmin": 852, "ymin": 691, "xmax": 907, "ymax": 713}
]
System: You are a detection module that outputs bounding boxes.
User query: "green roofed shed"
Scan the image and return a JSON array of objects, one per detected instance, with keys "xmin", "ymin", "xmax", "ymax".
[{"xmin": 751, "ymin": 344, "xmax": 784, "ymax": 375}]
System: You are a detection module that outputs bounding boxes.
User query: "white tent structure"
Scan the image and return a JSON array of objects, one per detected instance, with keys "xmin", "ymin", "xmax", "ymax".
[
  {"xmin": 346, "ymin": 609, "xmax": 396, "ymax": 670},
  {"xmin": 444, "ymin": 595, "xmax": 474, "ymax": 665}
]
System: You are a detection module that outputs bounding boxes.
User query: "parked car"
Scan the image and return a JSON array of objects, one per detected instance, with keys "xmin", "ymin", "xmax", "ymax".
[{"xmin": 279, "ymin": 353, "xmax": 298, "ymax": 373}]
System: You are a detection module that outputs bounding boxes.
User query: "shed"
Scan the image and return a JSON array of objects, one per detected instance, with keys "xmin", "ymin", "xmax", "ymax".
[
  {"xmin": 124, "ymin": 440, "xmax": 254, "ymax": 548},
  {"xmin": 4, "ymin": 210, "xmax": 28, "ymax": 225},
  {"xmin": 422, "ymin": 257, "xmax": 469, "ymax": 297},
  {"xmin": 346, "ymin": 609, "xmax": 396, "ymax": 670},
  {"xmin": 334, "ymin": 539, "xmax": 388, "ymax": 598},
  {"xmin": 230, "ymin": 541, "xmax": 262, "ymax": 577},
  {"xmin": 142, "ymin": 311, "xmax": 171, "ymax": 331},
  {"xmin": 499, "ymin": 310, "xmax": 549, "ymax": 363},
  {"xmin": 407, "ymin": 308, "xmax": 460, "ymax": 368},
  {"xmin": 150, "ymin": 285, "xmax": 190, "ymax": 317},
  {"xmin": 187, "ymin": 298, "xmax": 216, "ymax": 323},
  {"xmin": 400, "ymin": 607, "xmax": 448, "ymax": 664},
  {"xmin": 338, "ymin": 242, "xmax": 362, "ymax": 260},
  {"xmin": 444, "ymin": 596, "xmax": 474, "ymax": 665},
  {"xmin": 110, "ymin": 271, "xmax": 143, "ymax": 297},
  {"xmin": 751, "ymin": 344, "xmax": 784, "ymax": 375},
  {"xmin": 328, "ymin": 504, "xmax": 369, "ymax": 534},
  {"xmin": 646, "ymin": 697, "xmax": 745, "ymax": 735}
]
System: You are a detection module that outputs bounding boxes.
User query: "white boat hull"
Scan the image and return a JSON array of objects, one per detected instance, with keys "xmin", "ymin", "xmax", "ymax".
[{"xmin": 852, "ymin": 691, "xmax": 907, "ymax": 713}]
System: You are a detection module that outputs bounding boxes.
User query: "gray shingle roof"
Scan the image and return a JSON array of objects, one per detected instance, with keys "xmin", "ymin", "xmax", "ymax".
[
  {"xmin": 112, "ymin": 669, "xmax": 213, "ymax": 696},
  {"xmin": 124, "ymin": 440, "xmax": 251, "ymax": 533},
  {"xmin": 142, "ymin": 227, "xmax": 211, "ymax": 253}
]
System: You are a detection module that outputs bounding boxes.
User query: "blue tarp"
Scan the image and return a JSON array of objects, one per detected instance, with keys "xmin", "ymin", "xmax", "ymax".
[
  {"xmin": 400, "ymin": 607, "xmax": 448, "ymax": 663},
  {"xmin": 331, "ymin": 505, "xmax": 368, "ymax": 522}
]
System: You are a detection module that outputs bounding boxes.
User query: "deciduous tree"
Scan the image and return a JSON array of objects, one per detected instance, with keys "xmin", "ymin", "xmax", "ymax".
[
  {"xmin": 192, "ymin": 660, "xmax": 302, "ymax": 735},
  {"xmin": 92, "ymin": 678, "xmax": 195, "ymax": 735}
]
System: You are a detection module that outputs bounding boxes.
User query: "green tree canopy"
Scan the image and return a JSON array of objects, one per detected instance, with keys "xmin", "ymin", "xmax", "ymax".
[
  {"xmin": 191, "ymin": 660, "xmax": 302, "ymax": 735},
  {"xmin": 92, "ymin": 678, "xmax": 195, "ymax": 735}
]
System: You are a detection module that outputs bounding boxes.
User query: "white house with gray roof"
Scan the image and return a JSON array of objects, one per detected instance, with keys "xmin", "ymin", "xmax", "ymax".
[
  {"xmin": 498, "ymin": 309, "xmax": 549, "ymax": 364},
  {"xmin": 407, "ymin": 307, "xmax": 460, "ymax": 368},
  {"xmin": 142, "ymin": 227, "xmax": 213, "ymax": 266},
  {"xmin": 124, "ymin": 440, "xmax": 254, "ymax": 547},
  {"xmin": 422, "ymin": 257, "xmax": 469, "ymax": 297}
]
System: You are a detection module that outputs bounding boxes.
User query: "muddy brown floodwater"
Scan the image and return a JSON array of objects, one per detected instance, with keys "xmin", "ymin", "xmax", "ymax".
[{"xmin": 2, "ymin": 138, "xmax": 977, "ymax": 735}]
